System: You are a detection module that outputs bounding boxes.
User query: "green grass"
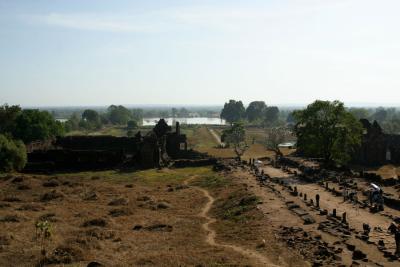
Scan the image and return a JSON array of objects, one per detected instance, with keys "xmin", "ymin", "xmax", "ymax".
[
  {"xmin": 52, "ymin": 166, "xmax": 219, "ymax": 186},
  {"xmin": 183, "ymin": 126, "xmax": 218, "ymax": 150},
  {"xmin": 191, "ymin": 173, "xmax": 230, "ymax": 188},
  {"xmin": 215, "ymin": 191, "xmax": 260, "ymax": 222}
]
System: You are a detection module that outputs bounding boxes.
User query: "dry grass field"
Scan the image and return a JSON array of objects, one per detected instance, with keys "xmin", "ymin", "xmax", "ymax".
[
  {"xmin": 0, "ymin": 164, "xmax": 307, "ymax": 267},
  {"xmin": 184, "ymin": 126, "xmax": 294, "ymax": 161}
]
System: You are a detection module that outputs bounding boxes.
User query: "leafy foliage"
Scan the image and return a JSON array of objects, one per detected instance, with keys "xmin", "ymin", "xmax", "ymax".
[
  {"xmin": 13, "ymin": 110, "xmax": 64, "ymax": 143},
  {"xmin": 293, "ymin": 100, "xmax": 363, "ymax": 165},
  {"xmin": 0, "ymin": 104, "xmax": 22, "ymax": 134},
  {"xmin": 107, "ymin": 105, "xmax": 132, "ymax": 125},
  {"xmin": 35, "ymin": 220, "xmax": 52, "ymax": 259},
  {"xmin": 264, "ymin": 106, "xmax": 280, "ymax": 126},
  {"xmin": 220, "ymin": 100, "xmax": 245, "ymax": 124},
  {"xmin": 0, "ymin": 134, "xmax": 27, "ymax": 172},
  {"xmin": 245, "ymin": 101, "xmax": 266, "ymax": 122}
]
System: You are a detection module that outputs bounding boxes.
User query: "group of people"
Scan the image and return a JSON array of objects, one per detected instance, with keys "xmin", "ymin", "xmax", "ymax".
[{"xmin": 369, "ymin": 183, "xmax": 385, "ymax": 211}]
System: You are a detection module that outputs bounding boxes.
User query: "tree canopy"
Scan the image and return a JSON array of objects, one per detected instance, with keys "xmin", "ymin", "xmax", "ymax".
[
  {"xmin": 245, "ymin": 101, "xmax": 267, "ymax": 122},
  {"xmin": 0, "ymin": 104, "xmax": 22, "ymax": 134},
  {"xmin": 264, "ymin": 106, "xmax": 280, "ymax": 126},
  {"xmin": 220, "ymin": 100, "xmax": 245, "ymax": 124},
  {"xmin": 13, "ymin": 109, "xmax": 64, "ymax": 144},
  {"xmin": 293, "ymin": 100, "xmax": 363, "ymax": 165},
  {"xmin": 107, "ymin": 105, "xmax": 132, "ymax": 125}
]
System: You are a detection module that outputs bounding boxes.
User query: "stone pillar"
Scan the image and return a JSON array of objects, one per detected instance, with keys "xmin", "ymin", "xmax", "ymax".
[
  {"xmin": 316, "ymin": 194, "xmax": 320, "ymax": 208},
  {"xmin": 304, "ymin": 194, "xmax": 307, "ymax": 201},
  {"xmin": 342, "ymin": 212, "xmax": 347, "ymax": 224},
  {"xmin": 332, "ymin": 209, "xmax": 336, "ymax": 217},
  {"xmin": 395, "ymin": 230, "xmax": 400, "ymax": 256},
  {"xmin": 325, "ymin": 182, "xmax": 329, "ymax": 190}
]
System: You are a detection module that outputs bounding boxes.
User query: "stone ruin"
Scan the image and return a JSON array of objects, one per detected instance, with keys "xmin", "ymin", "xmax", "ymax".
[
  {"xmin": 354, "ymin": 119, "xmax": 400, "ymax": 166},
  {"xmin": 25, "ymin": 119, "xmax": 190, "ymax": 172}
]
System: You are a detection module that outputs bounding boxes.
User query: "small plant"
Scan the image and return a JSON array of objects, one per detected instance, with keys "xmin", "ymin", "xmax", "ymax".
[{"xmin": 35, "ymin": 220, "xmax": 52, "ymax": 262}]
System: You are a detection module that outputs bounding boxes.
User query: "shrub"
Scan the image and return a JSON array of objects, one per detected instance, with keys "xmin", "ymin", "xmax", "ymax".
[{"xmin": 0, "ymin": 134, "xmax": 27, "ymax": 172}]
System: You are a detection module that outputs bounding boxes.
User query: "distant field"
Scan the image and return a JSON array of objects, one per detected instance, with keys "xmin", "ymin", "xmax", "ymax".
[
  {"xmin": 66, "ymin": 124, "xmax": 294, "ymax": 161},
  {"xmin": 184, "ymin": 126, "xmax": 294, "ymax": 160}
]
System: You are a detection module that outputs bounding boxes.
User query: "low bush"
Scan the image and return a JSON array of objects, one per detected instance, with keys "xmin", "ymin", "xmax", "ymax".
[{"xmin": 0, "ymin": 134, "xmax": 27, "ymax": 172}]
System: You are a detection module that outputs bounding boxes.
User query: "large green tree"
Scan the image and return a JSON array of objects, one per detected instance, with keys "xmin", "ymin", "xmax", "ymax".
[
  {"xmin": 0, "ymin": 104, "xmax": 22, "ymax": 134},
  {"xmin": 293, "ymin": 100, "xmax": 363, "ymax": 165},
  {"xmin": 13, "ymin": 110, "xmax": 64, "ymax": 143},
  {"xmin": 81, "ymin": 109, "xmax": 102, "ymax": 130},
  {"xmin": 107, "ymin": 105, "xmax": 132, "ymax": 125},
  {"xmin": 246, "ymin": 101, "xmax": 267, "ymax": 122},
  {"xmin": 220, "ymin": 100, "xmax": 245, "ymax": 124},
  {"xmin": 264, "ymin": 106, "xmax": 280, "ymax": 126}
]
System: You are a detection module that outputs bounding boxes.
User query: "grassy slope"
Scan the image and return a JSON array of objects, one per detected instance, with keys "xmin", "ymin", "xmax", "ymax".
[{"xmin": 185, "ymin": 125, "xmax": 277, "ymax": 160}]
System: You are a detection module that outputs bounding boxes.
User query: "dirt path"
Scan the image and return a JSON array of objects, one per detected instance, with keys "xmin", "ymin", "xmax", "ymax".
[
  {"xmin": 208, "ymin": 128, "xmax": 224, "ymax": 147},
  {"xmin": 184, "ymin": 176, "xmax": 280, "ymax": 267}
]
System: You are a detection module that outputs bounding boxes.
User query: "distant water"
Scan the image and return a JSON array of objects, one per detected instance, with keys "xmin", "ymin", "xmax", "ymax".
[{"xmin": 142, "ymin": 117, "xmax": 226, "ymax": 126}]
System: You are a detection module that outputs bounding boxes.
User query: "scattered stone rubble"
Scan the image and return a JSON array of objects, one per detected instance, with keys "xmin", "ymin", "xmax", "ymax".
[{"xmin": 213, "ymin": 157, "xmax": 400, "ymax": 265}]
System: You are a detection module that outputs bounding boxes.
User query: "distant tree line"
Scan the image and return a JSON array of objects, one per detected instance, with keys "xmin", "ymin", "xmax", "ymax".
[
  {"xmin": 220, "ymin": 100, "xmax": 282, "ymax": 126},
  {"xmin": 220, "ymin": 99, "xmax": 369, "ymax": 167},
  {"xmin": 348, "ymin": 107, "xmax": 400, "ymax": 134},
  {"xmin": 49, "ymin": 106, "xmax": 221, "ymax": 123},
  {"xmin": 64, "ymin": 105, "xmax": 143, "ymax": 132},
  {"xmin": 0, "ymin": 104, "xmax": 65, "ymax": 172}
]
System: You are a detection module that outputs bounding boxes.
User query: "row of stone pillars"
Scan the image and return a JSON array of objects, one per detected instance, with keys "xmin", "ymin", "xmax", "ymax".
[
  {"xmin": 294, "ymin": 187, "xmax": 347, "ymax": 224},
  {"xmin": 258, "ymin": 164, "xmax": 400, "ymax": 257}
]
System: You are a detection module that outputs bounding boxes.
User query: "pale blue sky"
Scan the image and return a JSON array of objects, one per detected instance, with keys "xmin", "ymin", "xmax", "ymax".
[{"xmin": 0, "ymin": 0, "xmax": 399, "ymax": 106}]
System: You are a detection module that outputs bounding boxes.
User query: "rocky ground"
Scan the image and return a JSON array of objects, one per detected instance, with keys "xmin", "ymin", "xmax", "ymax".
[{"xmin": 234, "ymin": 157, "xmax": 400, "ymax": 267}]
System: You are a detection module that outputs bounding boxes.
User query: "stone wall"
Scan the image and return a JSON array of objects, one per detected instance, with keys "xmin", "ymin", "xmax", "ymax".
[
  {"xmin": 354, "ymin": 119, "xmax": 400, "ymax": 166},
  {"xmin": 25, "ymin": 119, "xmax": 188, "ymax": 172}
]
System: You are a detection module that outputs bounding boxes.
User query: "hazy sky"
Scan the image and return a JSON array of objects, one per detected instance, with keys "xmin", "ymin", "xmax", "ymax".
[{"xmin": 1, "ymin": 0, "xmax": 399, "ymax": 107}]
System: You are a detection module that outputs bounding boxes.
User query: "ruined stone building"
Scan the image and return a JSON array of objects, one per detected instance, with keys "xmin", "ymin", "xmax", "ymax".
[
  {"xmin": 25, "ymin": 119, "xmax": 188, "ymax": 171},
  {"xmin": 354, "ymin": 119, "xmax": 400, "ymax": 166}
]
